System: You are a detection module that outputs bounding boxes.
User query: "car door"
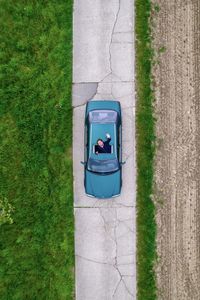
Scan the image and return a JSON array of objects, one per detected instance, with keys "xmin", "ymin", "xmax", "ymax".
[
  {"xmin": 119, "ymin": 124, "xmax": 122, "ymax": 163},
  {"xmin": 118, "ymin": 124, "xmax": 122, "ymax": 163},
  {"xmin": 84, "ymin": 123, "xmax": 88, "ymax": 163}
]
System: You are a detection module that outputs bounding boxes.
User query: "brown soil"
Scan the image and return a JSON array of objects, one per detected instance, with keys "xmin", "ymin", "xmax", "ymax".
[{"xmin": 152, "ymin": 1, "xmax": 200, "ymax": 299}]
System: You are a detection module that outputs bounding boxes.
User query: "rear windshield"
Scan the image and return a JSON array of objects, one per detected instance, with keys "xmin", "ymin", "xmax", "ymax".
[{"xmin": 89, "ymin": 110, "xmax": 117, "ymax": 123}]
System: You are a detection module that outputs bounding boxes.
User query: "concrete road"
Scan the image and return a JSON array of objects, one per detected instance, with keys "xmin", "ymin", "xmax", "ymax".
[{"xmin": 73, "ymin": 0, "xmax": 136, "ymax": 299}]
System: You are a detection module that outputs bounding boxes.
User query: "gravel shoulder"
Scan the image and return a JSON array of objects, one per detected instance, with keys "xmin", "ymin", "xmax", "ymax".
[{"xmin": 152, "ymin": 1, "xmax": 200, "ymax": 299}]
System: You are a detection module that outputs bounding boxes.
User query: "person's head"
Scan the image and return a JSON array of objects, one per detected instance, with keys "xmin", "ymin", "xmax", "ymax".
[{"xmin": 97, "ymin": 139, "xmax": 104, "ymax": 148}]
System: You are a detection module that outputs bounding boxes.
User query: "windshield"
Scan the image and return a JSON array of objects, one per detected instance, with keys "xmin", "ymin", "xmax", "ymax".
[
  {"xmin": 87, "ymin": 158, "xmax": 119, "ymax": 173},
  {"xmin": 89, "ymin": 110, "xmax": 117, "ymax": 123}
]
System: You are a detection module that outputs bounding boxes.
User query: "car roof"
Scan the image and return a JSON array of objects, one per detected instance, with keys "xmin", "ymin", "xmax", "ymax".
[{"xmin": 89, "ymin": 122, "xmax": 117, "ymax": 159}]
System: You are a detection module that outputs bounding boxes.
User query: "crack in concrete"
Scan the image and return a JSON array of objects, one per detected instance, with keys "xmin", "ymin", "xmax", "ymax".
[
  {"xmin": 121, "ymin": 278, "xmax": 135, "ymax": 298},
  {"xmin": 76, "ymin": 254, "xmax": 112, "ymax": 266},
  {"xmin": 112, "ymin": 209, "xmax": 121, "ymax": 298},
  {"xmin": 73, "ymin": 79, "xmax": 133, "ymax": 84},
  {"xmin": 114, "ymin": 31, "xmax": 133, "ymax": 34},
  {"xmin": 117, "ymin": 262, "xmax": 134, "ymax": 266},
  {"xmin": 96, "ymin": 208, "xmax": 134, "ymax": 298},
  {"xmin": 117, "ymin": 252, "xmax": 135, "ymax": 258},
  {"xmin": 112, "ymin": 42, "xmax": 133, "ymax": 44},
  {"xmin": 74, "ymin": 205, "xmax": 135, "ymax": 208},
  {"xmin": 75, "ymin": 255, "xmax": 134, "ymax": 299},
  {"xmin": 113, "ymin": 267, "xmax": 134, "ymax": 298},
  {"xmin": 122, "ymin": 223, "xmax": 134, "ymax": 234},
  {"xmin": 100, "ymin": 72, "xmax": 112, "ymax": 83},
  {"xmin": 122, "ymin": 151, "xmax": 134, "ymax": 163},
  {"xmin": 116, "ymin": 228, "xmax": 134, "ymax": 239},
  {"xmin": 98, "ymin": 208, "xmax": 109, "ymax": 236},
  {"xmin": 73, "ymin": 103, "xmax": 86, "ymax": 109},
  {"xmin": 112, "ymin": 209, "xmax": 134, "ymax": 299},
  {"xmin": 112, "ymin": 277, "xmax": 122, "ymax": 299},
  {"xmin": 98, "ymin": 207, "xmax": 118, "ymax": 248},
  {"xmin": 76, "ymin": 207, "xmax": 135, "ymax": 298},
  {"xmin": 89, "ymin": 83, "xmax": 99, "ymax": 101},
  {"xmin": 72, "ymin": 82, "xmax": 98, "ymax": 108},
  {"xmin": 117, "ymin": 218, "xmax": 134, "ymax": 234},
  {"xmin": 109, "ymin": 0, "xmax": 121, "ymax": 75}
]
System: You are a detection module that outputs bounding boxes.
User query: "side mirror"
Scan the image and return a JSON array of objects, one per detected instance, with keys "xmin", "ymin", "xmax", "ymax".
[{"xmin": 80, "ymin": 161, "xmax": 86, "ymax": 165}]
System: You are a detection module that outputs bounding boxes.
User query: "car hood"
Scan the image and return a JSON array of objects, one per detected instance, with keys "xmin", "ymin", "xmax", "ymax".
[{"xmin": 85, "ymin": 169, "xmax": 121, "ymax": 198}]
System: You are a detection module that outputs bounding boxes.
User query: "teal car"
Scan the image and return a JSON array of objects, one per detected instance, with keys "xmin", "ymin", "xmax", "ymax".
[{"xmin": 81, "ymin": 100, "xmax": 124, "ymax": 198}]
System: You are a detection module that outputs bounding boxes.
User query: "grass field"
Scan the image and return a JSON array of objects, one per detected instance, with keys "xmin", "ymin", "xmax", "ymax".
[
  {"xmin": 0, "ymin": 1, "xmax": 74, "ymax": 299},
  {"xmin": 135, "ymin": 0, "xmax": 157, "ymax": 299}
]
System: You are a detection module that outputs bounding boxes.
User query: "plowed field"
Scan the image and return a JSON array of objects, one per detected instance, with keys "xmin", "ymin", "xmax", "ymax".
[{"xmin": 152, "ymin": 1, "xmax": 200, "ymax": 299}]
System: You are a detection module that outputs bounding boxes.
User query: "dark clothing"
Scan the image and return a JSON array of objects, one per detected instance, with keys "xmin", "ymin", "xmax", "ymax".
[{"xmin": 95, "ymin": 138, "xmax": 111, "ymax": 154}]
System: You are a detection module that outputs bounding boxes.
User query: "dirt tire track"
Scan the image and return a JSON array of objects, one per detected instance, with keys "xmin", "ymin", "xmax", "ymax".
[{"xmin": 152, "ymin": 1, "xmax": 200, "ymax": 299}]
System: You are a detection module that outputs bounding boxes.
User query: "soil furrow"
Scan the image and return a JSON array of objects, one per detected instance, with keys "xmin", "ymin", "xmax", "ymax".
[{"xmin": 152, "ymin": 0, "xmax": 200, "ymax": 299}]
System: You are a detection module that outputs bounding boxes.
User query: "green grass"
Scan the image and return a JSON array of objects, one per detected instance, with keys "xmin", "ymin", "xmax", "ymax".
[
  {"xmin": 135, "ymin": 0, "xmax": 157, "ymax": 299},
  {"xmin": 0, "ymin": 1, "xmax": 74, "ymax": 299}
]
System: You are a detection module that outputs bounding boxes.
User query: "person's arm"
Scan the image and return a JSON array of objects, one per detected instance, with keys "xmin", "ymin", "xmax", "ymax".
[{"xmin": 104, "ymin": 133, "xmax": 111, "ymax": 145}]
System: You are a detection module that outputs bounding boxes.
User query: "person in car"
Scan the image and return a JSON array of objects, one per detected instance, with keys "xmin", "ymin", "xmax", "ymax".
[{"xmin": 95, "ymin": 133, "xmax": 111, "ymax": 154}]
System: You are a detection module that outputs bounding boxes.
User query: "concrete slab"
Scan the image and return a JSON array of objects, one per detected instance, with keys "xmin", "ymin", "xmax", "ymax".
[
  {"xmin": 110, "ymin": 43, "xmax": 134, "ymax": 82},
  {"xmin": 73, "ymin": 0, "xmax": 134, "ymax": 84},
  {"xmin": 73, "ymin": 0, "xmax": 119, "ymax": 83},
  {"xmin": 114, "ymin": 0, "xmax": 133, "ymax": 34},
  {"xmin": 75, "ymin": 208, "xmax": 136, "ymax": 300},
  {"xmin": 76, "ymin": 256, "xmax": 120, "ymax": 300},
  {"xmin": 72, "ymin": 83, "xmax": 98, "ymax": 107},
  {"xmin": 92, "ymin": 82, "xmax": 135, "ymax": 108}
]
